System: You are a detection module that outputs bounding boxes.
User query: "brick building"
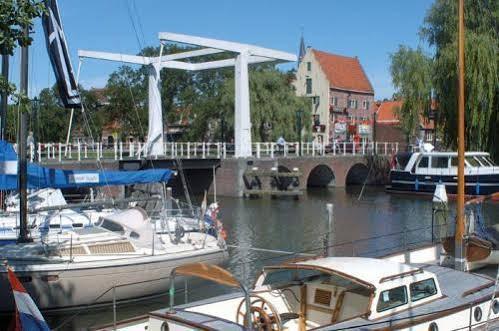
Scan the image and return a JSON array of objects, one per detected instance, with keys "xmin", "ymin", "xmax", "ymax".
[
  {"xmin": 294, "ymin": 47, "xmax": 375, "ymax": 144},
  {"xmin": 374, "ymin": 100, "xmax": 436, "ymax": 148}
]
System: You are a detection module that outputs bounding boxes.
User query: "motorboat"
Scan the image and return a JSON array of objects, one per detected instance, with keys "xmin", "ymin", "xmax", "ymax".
[
  {"xmin": 101, "ymin": 253, "xmax": 499, "ymax": 330},
  {"xmin": 388, "ymin": 151, "xmax": 499, "ymax": 196},
  {"xmin": 0, "ymin": 206, "xmax": 227, "ymax": 312}
]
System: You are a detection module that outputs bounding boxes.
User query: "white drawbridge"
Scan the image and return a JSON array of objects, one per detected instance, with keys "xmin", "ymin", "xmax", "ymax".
[{"xmin": 78, "ymin": 32, "xmax": 296, "ymax": 158}]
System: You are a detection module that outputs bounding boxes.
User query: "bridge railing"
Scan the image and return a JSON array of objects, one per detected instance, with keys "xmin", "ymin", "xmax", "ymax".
[{"xmin": 19, "ymin": 141, "xmax": 399, "ymax": 163}]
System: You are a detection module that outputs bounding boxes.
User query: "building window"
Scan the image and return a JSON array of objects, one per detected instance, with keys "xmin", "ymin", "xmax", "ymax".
[
  {"xmin": 306, "ymin": 78, "xmax": 312, "ymax": 94},
  {"xmin": 363, "ymin": 100, "xmax": 370, "ymax": 110},
  {"xmin": 313, "ymin": 114, "xmax": 320, "ymax": 126},
  {"xmin": 307, "ymin": 62, "xmax": 311, "ymax": 71},
  {"xmin": 331, "ymin": 96, "xmax": 338, "ymax": 106},
  {"xmin": 348, "ymin": 99, "xmax": 358, "ymax": 109}
]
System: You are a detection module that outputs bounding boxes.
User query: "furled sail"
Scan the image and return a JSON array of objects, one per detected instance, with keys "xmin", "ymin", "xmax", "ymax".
[
  {"xmin": 0, "ymin": 141, "xmax": 171, "ymax": 190},
  {"xmin": 42, "ymin": 0, "xmax": 81, "ymax": 108}
]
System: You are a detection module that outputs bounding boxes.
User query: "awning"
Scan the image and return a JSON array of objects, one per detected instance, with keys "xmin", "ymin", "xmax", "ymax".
[{"xmin": 0, "ymin": 140, "xmax": 172, "ymax": 190}]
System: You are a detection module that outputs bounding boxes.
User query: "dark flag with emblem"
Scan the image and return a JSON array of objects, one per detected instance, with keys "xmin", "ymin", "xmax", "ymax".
[{"xmin": 42, "ymin": 0, "xmax": 81, "ymax": 108}]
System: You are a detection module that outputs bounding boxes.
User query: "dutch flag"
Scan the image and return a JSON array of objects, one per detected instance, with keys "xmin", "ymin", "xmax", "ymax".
[{"xmin": 7, "ymin": 268, "xmax": 50, "ymax": 331}]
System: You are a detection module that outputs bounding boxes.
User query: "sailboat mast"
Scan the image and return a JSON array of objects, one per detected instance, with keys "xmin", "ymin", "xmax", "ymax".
[
  {"xmin": 0, "ymin": 55, "xmax": 8, "ymax": 140},
  {"xmin": 17, "ymin": 26, "xmax": 31, "ymax": 244},
  {"xmin": 455, "ymin": 0, "xmax": 466, "ymax": 267}
]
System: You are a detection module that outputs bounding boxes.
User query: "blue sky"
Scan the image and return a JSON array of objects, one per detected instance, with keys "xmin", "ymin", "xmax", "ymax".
[{"xmin": 11, "ymin": 0, "xmax": 434, "ymax": 100}]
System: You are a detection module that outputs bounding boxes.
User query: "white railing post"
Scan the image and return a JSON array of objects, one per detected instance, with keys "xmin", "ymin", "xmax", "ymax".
[
  {"xmin": 84, "ymin": 144, "xmax": 88, "ymax": 159},
  {"xmin": 193, "ymin": 143, "xmax": 197, "ymax": 157},
  {"xmin": 37, "ymin": 143, "xmax": 41, "ymax": 162},
  {"xmin": 256, "ymin": 143, "xmax": 261, "ymax": 159},
  {"xmin": 114, "ymin": 141, "xmax": 118, "ymax": 160},
  {"xmin": 119, "ymin": 141, "xmax": 123, "ymax": 160},
  {"xmin": 202, "ymin": 142, "xmax": 206, "ymax": 159},
  {"xmin": 284, "ymin": 143, "xmax": 288, "ymax": 157},
  {"xmin": 180, "ymin": 143, "xmax": 184, "ymax": 157},
  {"xmin": 129, "ymin": 142, "xmax": 133, "ymax": 158},
  {"xmin": 223, "ymin": 142, "xmax": 227, "ymax": 159},
  {"xmin": 306, "ymin": 142, "xmax": 309, "ymax": 155},
  {"xmin": 343, "ymin": 142, "xmax": 346, "ymax": 156},
  {"xmin": 95, "ymin": 143, "xmax": 100, "ymax": 161},
  {"xmin": 353, "ymin": 141, "xmax": 356, "ymax": 155},
  {"xmin": 333, "ymin": 140, "xmax": 336, "ymax": 155},
  {"xmin": 29, "ymin": 144, "xmax": 34, "ymax": 162},
  {"xmin": 217, "ymin": 142, "xmax": 221, "ymax": 158},
  {"xmin": 312, "ymin": 142, "xmax": 315, "ymax": 156},
  {"xmin": 77, "ymin": 142, "xmax": 81, "ymax": 161},
  {"xmin": 58, "ymin": 143, "xmax": 62, "ymax": 162},
  {"xmin": 187, "ymin": 142, "xmax": 191, "ymax": 159},
  {"xmin": 395, "ymin": 142, "xmax": 399, "ymax": 154},
  {"xmin": 384, "ymin": 142, "xmax": 388, "ymax": 155},
  {"xmin": 300, "ymin": 142, "xmax": 304, "ymax": 156},
  {"xmin": 270, "ymin": 143, "xmax": 275, "ymax": 158},
  {"xmin": 137, "ymin": 142, "xmax": 141, "ymax": 160},
  {"xmin": 362, "ymin": 141, "xmax": 366, "ymax": 155}
]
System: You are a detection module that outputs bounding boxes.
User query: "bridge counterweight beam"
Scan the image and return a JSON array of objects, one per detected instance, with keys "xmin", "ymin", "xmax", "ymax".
[{"xmin": 234, "ymin": 52, "xmax": 252, "ymax": 158}]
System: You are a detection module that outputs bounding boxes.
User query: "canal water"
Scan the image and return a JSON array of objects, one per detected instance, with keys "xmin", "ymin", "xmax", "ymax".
[{"xmin": 45, "ymin": 186, "xmax": 499, "ymax": 330}]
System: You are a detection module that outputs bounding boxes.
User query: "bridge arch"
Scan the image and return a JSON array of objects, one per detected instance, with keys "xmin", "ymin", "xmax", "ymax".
[
  {"xmin": 345, "ymin": 163, "xmax": 369, "ymax": 185},
  {"xmin": 307, "ymin": 164, "xmax": 335, "ymax": 187}
]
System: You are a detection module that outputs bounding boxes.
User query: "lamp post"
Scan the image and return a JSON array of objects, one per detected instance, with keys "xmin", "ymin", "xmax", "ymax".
[{"xmin": 296, "ymin": 109, "xmax": 303, "ymax": 156}]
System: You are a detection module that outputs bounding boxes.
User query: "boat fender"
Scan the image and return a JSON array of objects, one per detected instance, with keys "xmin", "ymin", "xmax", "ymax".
[{"xmin": 174, "ymin": 225, "xmax": 185, "ymax": 242}]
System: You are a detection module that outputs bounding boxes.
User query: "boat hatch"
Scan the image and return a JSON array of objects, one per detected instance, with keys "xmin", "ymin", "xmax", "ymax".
[{"xmin": 87, "ymin": 241, "xmax": 135, "ymax": 254}]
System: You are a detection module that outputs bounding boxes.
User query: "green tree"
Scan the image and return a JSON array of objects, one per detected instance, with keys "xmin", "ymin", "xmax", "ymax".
[
  {"xmin": 0, "ymin": 0, "xmax": 46, "ymax": 96},
  {"xmin": 389, "ymin": 45, "xmax": 433, "ymax": 144},
  {"xmin": 189, "ymin": 67, "xmax": 310, "ymax": 142},
  {"xmin": 421, "ymin": 0, "xmax": 498, "ymax": 158}
]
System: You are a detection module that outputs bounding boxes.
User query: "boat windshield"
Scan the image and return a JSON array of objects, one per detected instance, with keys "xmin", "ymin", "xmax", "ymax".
[
  {"xmin": 465, "ymin": 156, "xmax": 481, "ymax": 167},
  {"xmin": 262, "ymin": 267, "xmax": 359, "ymax": 288}
]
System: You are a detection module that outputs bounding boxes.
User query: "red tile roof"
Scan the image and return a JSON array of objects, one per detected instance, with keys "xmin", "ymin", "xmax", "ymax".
[
  {"xmin": 376, "ymin": 100, "xmax": 402, "ymax": 124},
  {"xmin": 312, "ymin": 49, "xmax": 374, "ymax": 94},
  {"xmin": 376, "ymin": 100, "xmax": 435, "ymax": 129}
]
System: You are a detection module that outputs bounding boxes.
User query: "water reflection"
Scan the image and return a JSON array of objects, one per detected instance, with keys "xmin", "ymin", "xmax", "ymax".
[{"xmin": 43, "ymin": 186, "xmax": 499, "ymax": 329}]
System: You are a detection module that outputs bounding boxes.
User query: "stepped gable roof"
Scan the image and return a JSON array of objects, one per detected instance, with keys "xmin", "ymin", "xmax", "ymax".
[{"xmin": 312, "ymin": 49, "xmax": 374, "ymax": 94}]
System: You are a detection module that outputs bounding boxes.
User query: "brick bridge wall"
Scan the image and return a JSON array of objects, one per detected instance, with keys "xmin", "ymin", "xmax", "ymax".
[{"xmin": 213, "ymin": 155, "xmax": 373, "ymax": 197}]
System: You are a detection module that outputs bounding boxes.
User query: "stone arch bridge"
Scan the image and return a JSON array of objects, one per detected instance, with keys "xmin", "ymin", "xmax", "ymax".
[{"xmin": 214, "ymin": 155, "xmax": 387, "ymax": 197}]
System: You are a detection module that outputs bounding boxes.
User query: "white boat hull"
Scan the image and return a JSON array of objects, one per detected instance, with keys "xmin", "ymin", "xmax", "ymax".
[{"xmin": 0, "ymin": 248, "xmax": 227, "ymax": 312}]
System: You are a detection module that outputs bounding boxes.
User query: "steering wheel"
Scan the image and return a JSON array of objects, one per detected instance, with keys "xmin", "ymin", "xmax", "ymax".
[{"xmin": 236, "ymin": 294, "xmax": 282, "ymax": 331}]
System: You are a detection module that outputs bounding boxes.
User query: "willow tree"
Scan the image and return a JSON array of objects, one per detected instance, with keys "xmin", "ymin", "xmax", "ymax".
[
  {"xmin": 390, "ymin": 46, "xmax": 433, "ymax": 144},
  {"xmin": 204, "ymin": 67, "xmax": 310, "ymax": 143},
  {"xmin": 421, "ymin": 0, "xmax": 498, "ymax": 159}
]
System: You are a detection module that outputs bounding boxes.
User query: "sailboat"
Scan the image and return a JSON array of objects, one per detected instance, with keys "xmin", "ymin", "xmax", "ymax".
[{"xmin": 0, "ymin": 0, "xmax": 227, "ymax": 312}]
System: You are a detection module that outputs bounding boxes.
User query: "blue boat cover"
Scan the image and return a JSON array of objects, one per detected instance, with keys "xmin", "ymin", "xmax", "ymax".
[{"xmin": 0, "ymin": 140, "xmax": 171, "ymax": 190}]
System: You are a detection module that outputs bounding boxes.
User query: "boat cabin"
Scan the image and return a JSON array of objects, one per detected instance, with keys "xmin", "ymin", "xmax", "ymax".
[
  {"xmin": 149, "ymin": 257, "xmax": 442, "ymax": 330},
  {"xmin": 395, "ymin": 151, "xmax": 497, "ymax": 175},
  {"xmin": 390, "ymin": 151, "xmax": 499, "ymax": 195}
]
